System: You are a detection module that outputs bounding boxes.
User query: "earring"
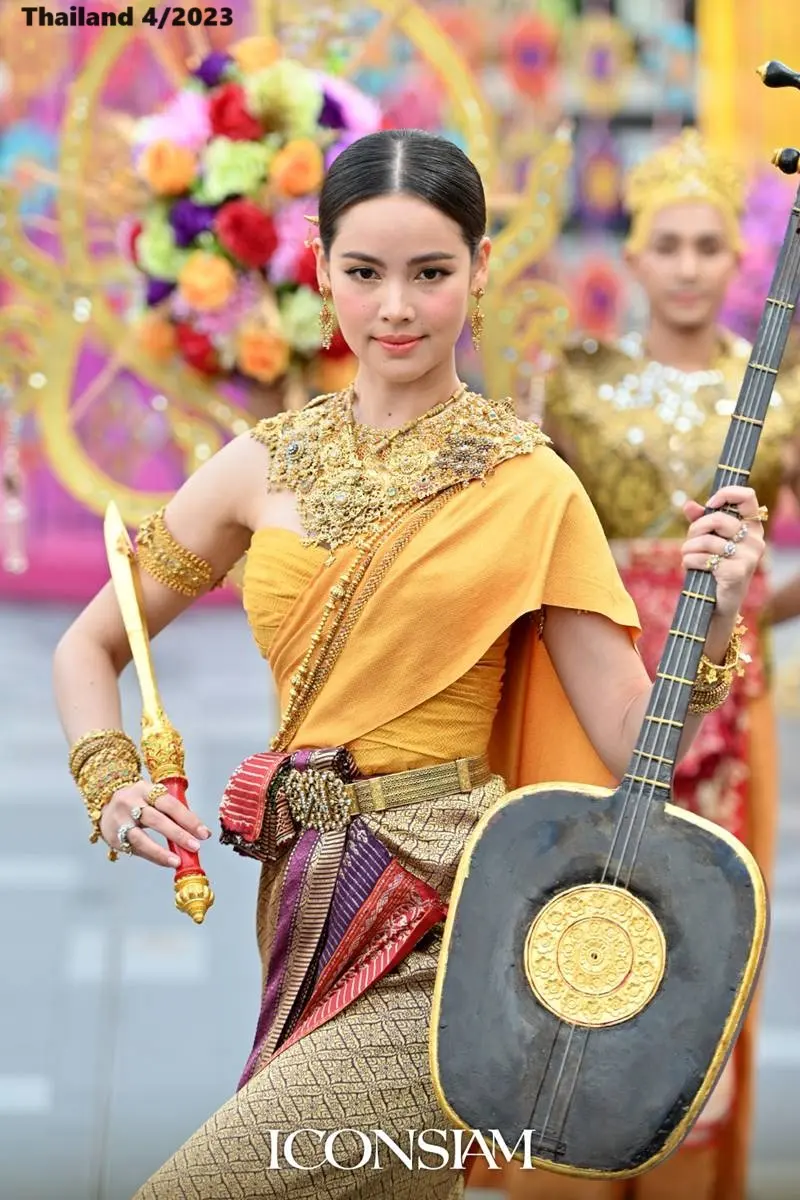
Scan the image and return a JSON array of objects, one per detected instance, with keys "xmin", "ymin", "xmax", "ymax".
[
  {"xmin": 319, "ymin": 287, "xmax": 334, "ymax": 351},
  {"xmin": 470, "ymin": 288, "xmax": 484, "ymax": 351}
]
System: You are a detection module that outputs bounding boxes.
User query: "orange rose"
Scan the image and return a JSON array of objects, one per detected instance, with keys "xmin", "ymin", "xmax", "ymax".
[
  {"xmin": 139, "ymin": 140, "xmax": 197, "ymax": 196},
  {"xmin": 178, "ymin": 251, "xmax": 237, "ymax": 311},
  {"xmin": 237, "ymin": 326, "xmax": 290, "ymax": 383},
  {"xmin": 270, "ymin": 139, "xmax": 324, "ymax": 198},
  {"xmin": 135, "ymin": 312, "xmax": 176, "ymax": 360},
  {"xmin": 230, "ymin": 36, "xmax": 280, "ymax": 75}
]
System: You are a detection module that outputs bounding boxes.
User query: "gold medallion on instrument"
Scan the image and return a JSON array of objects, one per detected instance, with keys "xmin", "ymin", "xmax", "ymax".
[{"xmin": 524, "ymin": 883, "xmax": 666, "ymax": 1028}]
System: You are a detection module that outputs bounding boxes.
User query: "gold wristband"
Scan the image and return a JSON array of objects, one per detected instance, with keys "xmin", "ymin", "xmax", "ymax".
[
  {"xmin": 688, "ymin": 617, "xmax": 749, "ymax": 714},
  {"xmin": 69, "ymin": 730, "xmax": 142, "ymax": 849},
  {"xmin": 136, "ymin": 507, "xmax": 221, "ymax": 597}
]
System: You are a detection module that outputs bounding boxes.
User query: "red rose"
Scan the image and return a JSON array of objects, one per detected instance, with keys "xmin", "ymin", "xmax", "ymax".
[
  {"xmin": 215, "ymin": 199, "xmax": 278, "ymax": 269},
  {"xmin": 175, "ymin": 323, "xmax": 221, "ymax": 375},
  {"xmin": 127, "ymin": 220, "xmax": 142, "ymax": 265},
  {"xmin": 208, "ymin": 83, "xmax": 263, "ymax": 142},
  {"xmin": 293, "ymin": 244, "xmax": 319, "ymax": 290},
  {"xmin": 323, "ymin": 327, "xmax": 352, "ymax": 359}
]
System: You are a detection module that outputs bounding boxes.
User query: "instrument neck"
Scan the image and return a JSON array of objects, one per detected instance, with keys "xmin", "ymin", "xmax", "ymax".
[{"xmin": 622, "ymin": 180, "xmax": 800, "ymax": 803}]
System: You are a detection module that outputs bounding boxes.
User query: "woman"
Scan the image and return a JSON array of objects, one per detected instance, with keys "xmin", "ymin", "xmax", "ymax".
[
  {"xmin": 477, "ymin": 129, "xmax": 796, "ymax": 1200},
  {"xmin": 53, "ymin": 129, "xmax": 765, "ymax": 1199}
]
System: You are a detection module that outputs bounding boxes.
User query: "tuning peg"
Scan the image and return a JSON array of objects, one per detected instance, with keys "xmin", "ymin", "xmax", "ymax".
[
  {"xmin": 771, "ymin": 147, "xmax": 800, "ymax": 175},
  {"xmin": 758, "ymin": 61, "xmax": 800, "ymax": 90}
]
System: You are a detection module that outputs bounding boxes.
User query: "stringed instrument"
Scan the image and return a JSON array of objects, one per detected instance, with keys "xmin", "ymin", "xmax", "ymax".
[{"xmin": 431, "ymin": 61, "xmax": 800, "ymax": 1180}]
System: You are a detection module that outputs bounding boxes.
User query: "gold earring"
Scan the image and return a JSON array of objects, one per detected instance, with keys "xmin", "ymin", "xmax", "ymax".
[
  {"xmin": 470, "ymin": 288, "xmax": 484, "ymax": 351},
  {"xmin": 319, "ymin": 287, "xmax": 334, "ymax": 350}
]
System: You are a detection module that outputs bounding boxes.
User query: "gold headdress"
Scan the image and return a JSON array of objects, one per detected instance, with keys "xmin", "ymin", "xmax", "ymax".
[{"xmin": 624, "ymin": 129, "xmax": 746, "ymax": 253}]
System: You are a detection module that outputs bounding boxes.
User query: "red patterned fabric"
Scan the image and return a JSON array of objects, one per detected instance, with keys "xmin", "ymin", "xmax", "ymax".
[
  {"xmin": 218, "ymin": 751, "xmax": 293, "ymax": 859},
  {"xmin": 272, "ymin": 859, "xmax": 446, "ymax": 1060}
]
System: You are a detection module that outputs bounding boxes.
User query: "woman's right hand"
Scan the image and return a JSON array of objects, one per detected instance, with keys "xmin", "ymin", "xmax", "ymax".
[{"xmin": 99, "ymin": 781, "xmax": 212, "ymax": 868}]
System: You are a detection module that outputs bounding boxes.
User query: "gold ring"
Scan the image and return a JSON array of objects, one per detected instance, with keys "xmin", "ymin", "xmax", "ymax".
[
  {"xmin": 706, "ymin": 554, "xmax": 721, "ymax": 573},
  {"xmin": 745, "ymin": 505, "xmax": 769, "ymax": 523},
  {"xmin": 147, "ymin": 783, "xmax": 169, "ymax": 807}
]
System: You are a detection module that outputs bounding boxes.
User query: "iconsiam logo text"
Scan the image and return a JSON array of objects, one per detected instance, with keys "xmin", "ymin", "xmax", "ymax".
[{"xmin": 264, "ymin": 1128, "xmax": 540, "ymax": 1171}]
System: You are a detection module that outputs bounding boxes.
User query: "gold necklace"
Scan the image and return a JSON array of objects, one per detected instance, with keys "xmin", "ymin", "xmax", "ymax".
[
  {"xmin": 347, "ymin": 382, "xmax": 467, "ymax": 457},
  {"xmin": 251, "ymin": 386, "xmax": 549, "ymax": 552}
]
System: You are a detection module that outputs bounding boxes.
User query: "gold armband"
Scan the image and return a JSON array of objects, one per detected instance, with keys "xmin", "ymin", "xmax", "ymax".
[
  {"xmin": 688, "ymin": 618, "xmax": 750, "ymax": 715},
  {"xmin": 135, "ymin": 508, "xmax": 222, "ymax": 598},
  {"xmin": 69, "ymin": 729, "xmax": 142, "ymax": 858}
]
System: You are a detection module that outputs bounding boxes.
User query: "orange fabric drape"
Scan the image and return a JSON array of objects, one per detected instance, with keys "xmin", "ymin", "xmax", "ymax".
[{"xmin": 245, "ymin": 447, "xmax": 640, "ymax": 776}]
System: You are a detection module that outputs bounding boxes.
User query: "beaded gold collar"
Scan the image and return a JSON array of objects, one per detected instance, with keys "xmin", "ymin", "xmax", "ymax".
[{"xmin": 251, "ymin": 386, "xmax": 548, "ymax": 551}]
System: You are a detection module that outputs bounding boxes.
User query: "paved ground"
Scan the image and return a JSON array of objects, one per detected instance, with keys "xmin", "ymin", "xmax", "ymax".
[{"xmin": 1, "ymin": 559, "xmax": 798, "ymax": 1199}]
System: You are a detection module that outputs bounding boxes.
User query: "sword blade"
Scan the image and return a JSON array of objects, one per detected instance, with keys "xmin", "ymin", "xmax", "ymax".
[{"xmin": 103, "ymin": 501, "xmax": 163, "ymax": 724}]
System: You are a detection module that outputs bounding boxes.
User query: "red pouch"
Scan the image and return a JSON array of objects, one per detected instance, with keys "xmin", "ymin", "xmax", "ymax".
[{"xmin": 219, "ymin": 751, "xmax": 294, "ymax": 862}]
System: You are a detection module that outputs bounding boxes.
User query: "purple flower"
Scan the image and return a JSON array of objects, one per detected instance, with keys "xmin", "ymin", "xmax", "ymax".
[
  {"xmin": 193, "ymin": 52, "xmax": 234, "ymax": 89},
  {"xmin": 313, "ymin": 72, "xmax": 382, "ymax": 135},
  {"xmin": 145, "ymin": 278, "xmax": 176, "ymax": 306},
  {"xmin": 169, "ymin": 198, "xmax": 217, "ymax": 247},
  {"xmin": 319, "ymin": 90, "xmax": 347, "ymax": 130}
]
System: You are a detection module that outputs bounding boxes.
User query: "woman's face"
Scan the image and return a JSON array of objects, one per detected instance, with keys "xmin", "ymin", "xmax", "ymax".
[
  {"xmin": 315, "ymin": 193, "xmax": 489, "ymax": 384},
  {"xmin": 625, "ymin": 201, "xmax": 740, "ymax": 332}
]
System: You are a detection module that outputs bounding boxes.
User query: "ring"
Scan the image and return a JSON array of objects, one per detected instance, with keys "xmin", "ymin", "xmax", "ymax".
[
  {"xmin": 706, "ymin": 554, "xmax": 721, "ymax": 573},
  {"xmin": 147, "ymin": 783, "xmax": 169, "ymax": 807},
  {"xmin": 745, "ymin": 505, "xmax": 769, "ymax": 523},
  {"xmin": 130, "ymin": 805, "xmax": 144, "ymax": 823},
  {"xmin": 723, "ymin": 540, "xmax": 737, "ymax": 558},
  {"xmin": 734, "ymin": 523, "xmax": 748, "ymax": 542},
  {"xmin": 116, "ymin": 822, "xmax": 135, "ymax": 855}
]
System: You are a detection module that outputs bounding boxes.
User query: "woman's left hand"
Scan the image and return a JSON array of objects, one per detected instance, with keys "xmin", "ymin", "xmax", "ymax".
[{"xmin": 681, "ymin": 486, "xmax": 766, "ymax": 619}]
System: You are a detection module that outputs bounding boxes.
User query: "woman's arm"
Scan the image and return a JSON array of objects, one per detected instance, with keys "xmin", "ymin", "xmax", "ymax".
[
  {"xmin": 53, "ymin": 430, "xmax": 270, "ymax": 864},
  {"xmin": 543, "ymin": 486, "xmax": 765, "ymax": 781}
]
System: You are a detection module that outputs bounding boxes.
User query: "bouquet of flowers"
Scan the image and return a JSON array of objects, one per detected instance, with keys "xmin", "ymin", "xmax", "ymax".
[{"xmin": 122, "ymin": 36, "xmax": 383, "ymax": 396}]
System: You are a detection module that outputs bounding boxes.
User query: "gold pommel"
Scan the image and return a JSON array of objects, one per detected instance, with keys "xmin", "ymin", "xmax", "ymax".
[
  {"xmin": 141, "ymin": 718, "xmax": 187, "ymax": 783},
  {"xmin": 175, "ymin": 872, "xmax": 215, "ymax": 924}
]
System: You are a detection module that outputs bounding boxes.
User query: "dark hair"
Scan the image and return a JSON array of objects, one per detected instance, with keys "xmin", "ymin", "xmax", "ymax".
[{"xmin": 318, "ymin": 129, "xmax": 487, "ymax": 256}]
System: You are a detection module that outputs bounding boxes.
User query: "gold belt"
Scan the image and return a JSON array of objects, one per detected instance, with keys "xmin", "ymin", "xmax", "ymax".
[
  {"xmin": 282, "ymin": 755, "xmax": 492, "ymax": 833},
  {"xmin": 348, "ymin": 755, "xmax": 492, "ymax": 814}
]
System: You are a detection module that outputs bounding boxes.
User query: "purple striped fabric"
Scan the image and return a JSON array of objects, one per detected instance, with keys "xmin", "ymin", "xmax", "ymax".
[
  {"xmin": 237, "ymin": 829, "xmax": 318, "ymax": 1088},
  {"xmin": 261, "ymin": 827, "xmax": 347, "ymax": 1061},
  {"xmin": 318, "ymin": 821, "xmax": 392, "ymax": 972}
]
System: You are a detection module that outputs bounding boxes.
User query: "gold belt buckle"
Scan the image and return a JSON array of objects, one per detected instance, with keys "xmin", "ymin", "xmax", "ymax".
[{"xmin": 283, "ymin": 767, "xmax": 352, "ymax": 832}]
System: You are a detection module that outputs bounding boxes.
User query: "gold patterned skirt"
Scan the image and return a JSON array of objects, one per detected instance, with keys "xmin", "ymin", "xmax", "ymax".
[{"xmin": 134, "ymin": 775, "xmax": 507, "ymax": 1199}]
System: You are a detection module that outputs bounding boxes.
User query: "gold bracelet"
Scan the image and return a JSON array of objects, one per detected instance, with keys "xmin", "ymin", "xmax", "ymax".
[
  {"xmin": 688, "ymin": 618, "xmax": 750, "ymax": 714},
  {"xmin": 69, "ymin": 730, "xmax": 142, "ymax": 850},
  {"xmin": 68, "ymin": 729, "xmax": 137, "ymax": 778},
  {"xmin": 135, "ymin": 507, "xmax": 221, "ymax": 597}
]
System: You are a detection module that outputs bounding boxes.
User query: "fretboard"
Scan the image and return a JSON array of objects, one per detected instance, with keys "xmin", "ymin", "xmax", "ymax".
[{"xmin": 623, "ymin": 182, "xmax": 800, "ymax": 801}]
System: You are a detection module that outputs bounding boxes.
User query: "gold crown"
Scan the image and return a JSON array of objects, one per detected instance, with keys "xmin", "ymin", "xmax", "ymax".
[{"xmin": 624, "ymin": 129, "xmax": 746, "ymax": 250}]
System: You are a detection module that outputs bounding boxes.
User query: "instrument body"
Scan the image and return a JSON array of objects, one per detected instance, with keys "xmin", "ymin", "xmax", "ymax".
[{"xmin": 430, "ymin": 783, "xmax": 767, "ymax": 1177}]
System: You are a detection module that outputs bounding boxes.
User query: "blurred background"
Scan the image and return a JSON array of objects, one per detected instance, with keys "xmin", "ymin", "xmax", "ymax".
[{"xmin": 1, "ymin": 1, "xmax": 799, "ymax": 1196}]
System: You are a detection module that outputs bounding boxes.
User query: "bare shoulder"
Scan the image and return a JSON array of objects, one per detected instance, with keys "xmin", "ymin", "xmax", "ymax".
[
  {"xmin": 166, "ymin": 421, "xmax": 274, "ymax": 535},
  {"xmin": 61, "ymin": 426, "xmax": 275, "ymax": 667}
]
